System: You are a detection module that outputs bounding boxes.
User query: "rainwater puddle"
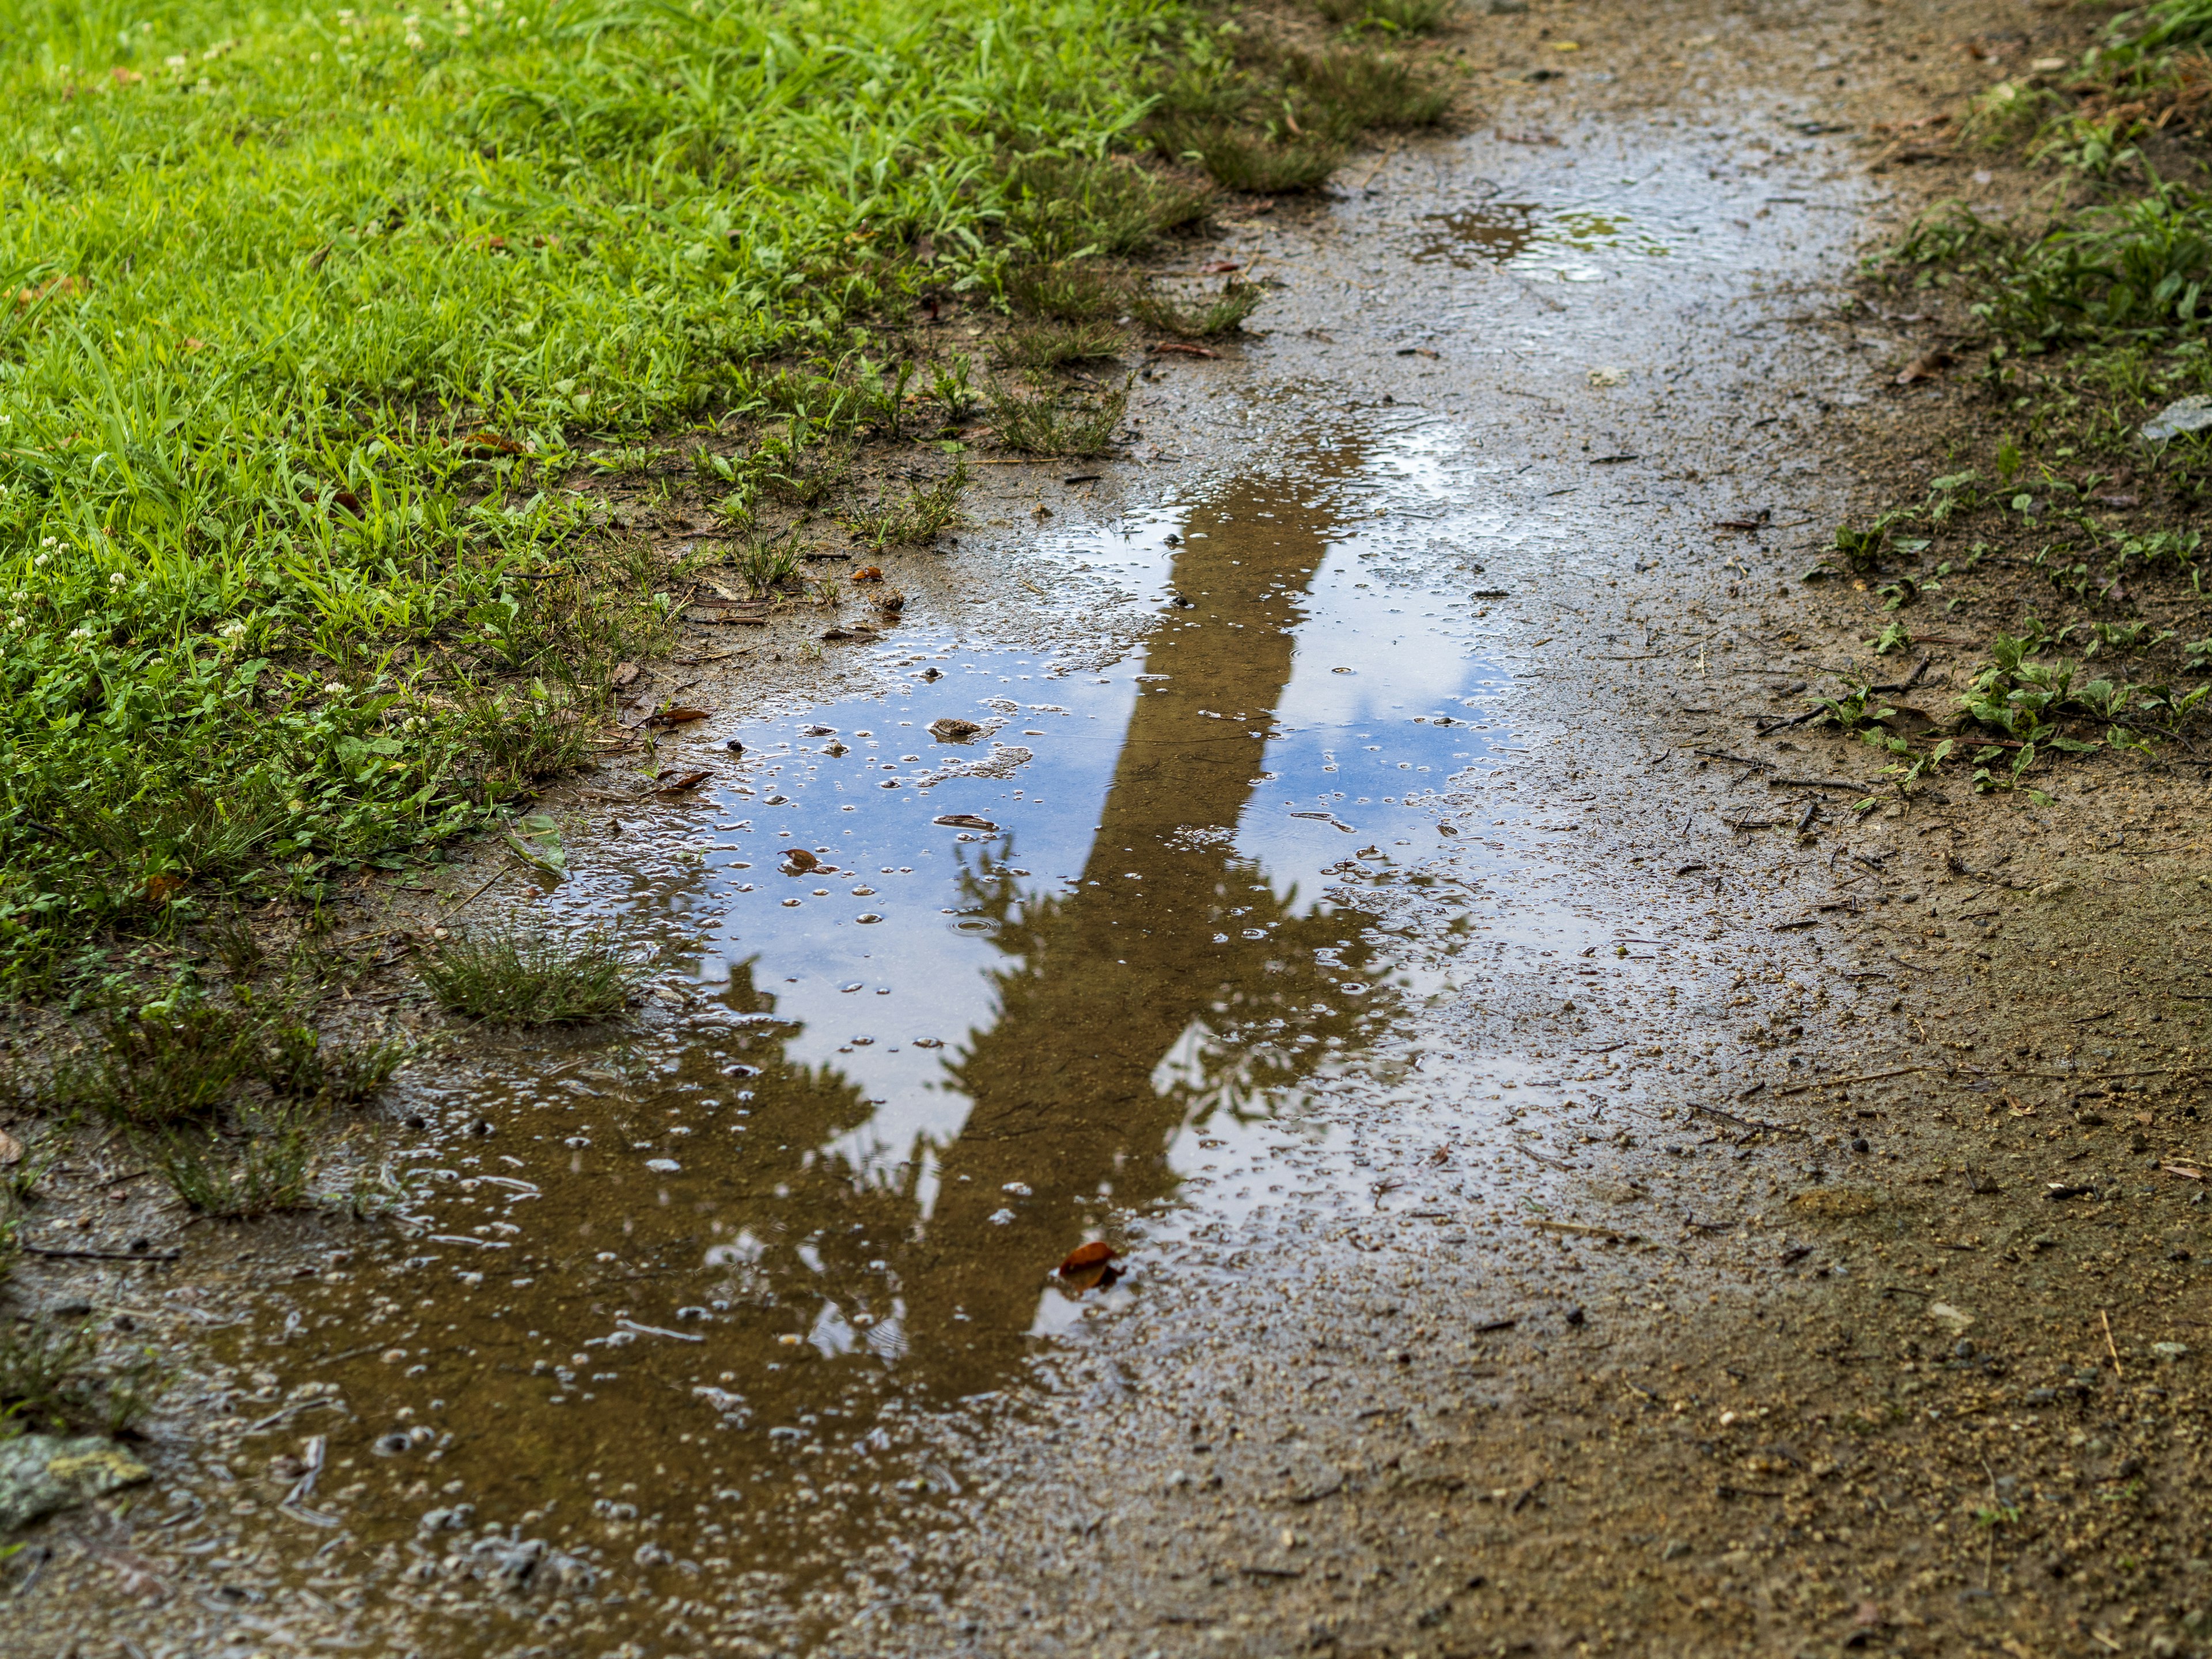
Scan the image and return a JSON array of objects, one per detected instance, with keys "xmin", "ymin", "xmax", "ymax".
[{"xmin": 243, "ymin": 432, "xmax": 1558, "ymax": 1598}]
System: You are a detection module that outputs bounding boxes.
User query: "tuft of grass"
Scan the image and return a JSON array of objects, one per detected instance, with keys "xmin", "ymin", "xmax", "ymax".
[
  {"xmin": 416, "ymin": 926, "xmax": 635, "ymax": 1024},
  {"xmin": 143, "ymin": 1111, "xmax": 317, "ymax": 1219},
  {"xmin": 1156, "ymin": 122, "xmax": 1349, "ymax": 192},
  {"xmin": 733, "ymin": 538, "xmax": 805, "ymax": 597},
  {"xmin": 48, "ymin": 988, "xmax": 407, "ymax": 1129},
  {"xmin": 1283, "ymin": 47, "xmax": 1455, "ymax": 132},
  {"xmin": 988, "ymin": 381, "xmax": 1133, "ymax": 457},
  {"xmin": 0, "ymin": 1317, "xmax": 164, "ymax": 1437},
  {"xmin": 1007, "ymin": 262, "xmax": 1137, "ymax": 322},
  {"xmin": 844, "ymin": 461, "xmax": 972, "ymax": 550},
  {"xmin": 1318, "ymin": 0, "xmax": 1459, "ymax": 33},
  {"xmin": 1136, "ymin": 281, "xmax": 1265, "ymax": 338},
  {"xmin": 1002, "ymin": 320, "xmax": 1131, "ymax": 368},
  {"xmin": 52, "ymin": 998, "xmax": 271, "ymax": 1129},
  {"xmin": 1003, "ymin": 156, "xmax": 1215, "ymax": 259}
]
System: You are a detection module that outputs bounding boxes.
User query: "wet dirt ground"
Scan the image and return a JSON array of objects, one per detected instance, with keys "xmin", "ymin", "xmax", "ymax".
[{"xmin": 10, "ymin": 2, "xmax": 2212, "ymax": 1657}]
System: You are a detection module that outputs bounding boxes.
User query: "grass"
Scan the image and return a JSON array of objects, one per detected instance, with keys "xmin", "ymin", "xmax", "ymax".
[
  {"xmin": 844, "ymin": 460, "xmax": 972, "ymax": 548},
  {"xmin": 0, "ymin": 0, "xmax": 1465, "ymax": 988},
  {"xmin": 732, "ymin": 537, "xmax": 806, "ymax": 596},
  {"xmin": 143, "ymin": 1110, "xmax": 318, "ymax": 1218},
  {"xmin": 1136, "ymin": 281, "xmax": 1265, "ymax": 338},
  {"xmin": 988, "ymin": 379, "xmax": 1134, "ymax": 456},
  {"xmin": 1823, "ymin": 0, "xmax": 2212, "ymax": 800},
  {"xmin": 1317, "ymin": 0, "xmax": 1458, "ymax": 31},
  {"xmin": 1007, "ymin": 262, "xmax": 1137, "ymax": 323},
  {"xmin": 47, "ymin": 988, "xmax": 408, "ymax": 1128},
  {"xmin": 416, "ymin": 925, "xmax": 635, "ymax": 1022},
  {"xmin": 0, "ymin": 1316, "xmax": 165, "ymax": 1436},
  {"xmin": 1002, "ymin": 320, "xmax": 1131, "ymax": 368},
  {"xmin": 0, "ymin": 0, "xmax": 1189, "ymax": 985}
]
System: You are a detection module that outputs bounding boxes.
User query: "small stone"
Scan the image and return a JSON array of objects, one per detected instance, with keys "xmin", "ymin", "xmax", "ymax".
[
  {"xmin": 0, "ymin": 1436, "xmax": 150, "ymax": 1532},
  {"xmin": 2142, "ymin": 395, "xmax": 2212, "ymax": 441}
]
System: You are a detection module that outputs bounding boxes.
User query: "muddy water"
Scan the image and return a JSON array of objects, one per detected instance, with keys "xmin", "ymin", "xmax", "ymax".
[
  {"xmin": 241, "ymin": 439, "xmax": 1538, "ymax": 1606},
  {"xmin": 17, "ymin": 105, "xmax": 1882, "ymax": 1656}
]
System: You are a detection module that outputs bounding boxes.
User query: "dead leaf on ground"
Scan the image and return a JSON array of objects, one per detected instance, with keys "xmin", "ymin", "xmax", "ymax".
[
  {"xmin": 611, "ymin": 662, "xmax": 640, "ymax": 688},
  {"xmin": 0, "ymin": 1127, "xmax": 23, "ymax": 1166},
  {"xmin": 1897, "ymin": 350, "xmax": 1954, "ymax": 385},
  {"xmin": 1152, "ymin": 342, "xmax": 1219, "ymax": 358},
  {"xmin": 1056, "ymin": 1241, "xmax": 1121, "ymax": 1292},
  {"xmin": 15, "ymin": 274, "xmax": 86, "ymax": 309},
  {"xmin": 145, "ymin": 872, "xmax": 187, "ymax": 904},
  {"xmin": 932, "ymin": 813, "xmax": 998, "ymax": 831},
  {"xmin": 1197, "ymin": 260, "xmax": 1241, "ymax": 275},
  {"xmin": 643, "ymin": 705, "xmax": 711, "ymax": 728},
  {"xmin": 455, "ymin": 431, "xmax": 527, "ymax": 458},
  {"xmin": 2163, "ymin": 1162, "xmax": 2206, "ymax": 1181},
  {"xmin": 654, "ymin": 769, "xmax": 711, "ymax": 793}
]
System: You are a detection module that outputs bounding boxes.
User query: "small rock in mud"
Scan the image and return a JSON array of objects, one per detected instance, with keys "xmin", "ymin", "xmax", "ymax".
[
  {"xmin": 929, "ymin": 717, "xmax": 983, "ymax": 743},
  {"xmin": 0, "ymin": 1437, "xmax": 150, "ymax": 1532},
  {"xmin": 2141, "ymin": 395, "xmax": 2212, "ymax": 441}
]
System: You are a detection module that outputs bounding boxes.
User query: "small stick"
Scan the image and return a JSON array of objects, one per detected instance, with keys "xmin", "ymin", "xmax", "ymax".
[
  {"xmin": 2101, "ymin": 1309, "xmax": 2124, "ymax": 1377},
  {"xmin": 444, "ymin": 863, "xmax": 512, "ymax": 918},
  {"xmin": 17, "ymin": 1244, "xmax": 182, "ymax": 1263},
  {"xmin": 1774, "ymin": 1064, "xmax": 1929, "ymax": 1097}
]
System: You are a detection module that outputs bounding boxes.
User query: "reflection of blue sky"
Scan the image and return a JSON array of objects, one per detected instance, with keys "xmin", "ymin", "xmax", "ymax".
[{"xmin": 649, "ymin": 433, "xmax": 1516, "ymax": 1192}]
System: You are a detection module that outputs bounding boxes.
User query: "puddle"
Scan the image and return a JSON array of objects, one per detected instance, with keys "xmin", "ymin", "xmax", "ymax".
[{"xmin": 228, "ymin": 432, "xmax": 1535, "ymax": 1608}]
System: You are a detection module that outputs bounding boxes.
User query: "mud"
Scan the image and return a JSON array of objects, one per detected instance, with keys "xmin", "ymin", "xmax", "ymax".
[{"xmin": 7, "ymin": 2, "xmax": 2212, "ymax": 1657}]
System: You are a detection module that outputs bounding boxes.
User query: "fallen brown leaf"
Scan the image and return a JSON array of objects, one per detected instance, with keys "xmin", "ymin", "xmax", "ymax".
[
  {"xmin": 1151, "ymin": 342, "xmax": 1219, "ymax": 358},
  {"xmin": 1057, "ymin": 1241, "xmax": 1117, "ymax": 1276},
  {"xmin": 0, "ymin": 1127, "xmax": 22, "ymax": 1165},
  {"xmin": 1896, "ymin": 349, "xmax": 1954, "ymax": 385},
  {"xmin": 610, "ymin": 662, "xmax": 641, "ymax": 688},
  {"xmin": 1056, "ymin": 1240, "xmax": 1122, "ymax": 1293},
  {"xmin": 643, "ymin": 705, "xmax": 711, "ymax": 728},
  {"xmin": 654, "ymin": 768, "xmax": 711, "ymax": 793},
  {"xmin": 1198, "ymin": 260, "xmax": 1241, "ymax": 275}
]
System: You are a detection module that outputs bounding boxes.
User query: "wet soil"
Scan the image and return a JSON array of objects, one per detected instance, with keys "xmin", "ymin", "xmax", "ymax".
[{"xmin": 8, "ymin": 2, "xmax": 2212, "ymax": 1657}]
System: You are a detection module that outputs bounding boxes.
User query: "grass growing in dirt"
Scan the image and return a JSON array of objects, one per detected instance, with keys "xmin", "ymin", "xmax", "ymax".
[
  {"xmin": 0, "ymin": 0, "xmax": 1468, "ymax": 989},
  {"xmin": 144, "ymin": 1111, "xmax": 319, "ymax": 1219},
  {"xmin": 1817, "ymin": 0, "xmax": 2212, "ymax": 802},
  {"xmin": 0, "ymin": 1317, "xmax": 165, "ymax": 1436},
  {"xmin": 988, "ymin": 379, "xmax": 1136, "ymax": 456},
  {"xmin": 47, "ymin": 989, "xmax": 406, "ymax": 1128},
  {"xmin": 416, "ymin": 925, "xmax": 635, "ymax": 1023},
  {"xmin": 0, "ymin": 0, "xmax": 1191, "ymax": 983}
]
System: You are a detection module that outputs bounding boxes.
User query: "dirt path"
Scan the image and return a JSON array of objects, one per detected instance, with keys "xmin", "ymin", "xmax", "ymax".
[{"xmin": 8, "ymin": 3, "xmax": 2212, "ymax": 1658}]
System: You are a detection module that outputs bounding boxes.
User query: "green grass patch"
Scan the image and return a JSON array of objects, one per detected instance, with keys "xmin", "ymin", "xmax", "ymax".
[
  {"xmin": 416, "ymin": 924, "xmax": 635, "ymax": 1022},
  {"xmin": 0, "ymin": 0, "xmax": 1460, "ymax": 986},
  {"xmin": 0, "ymin": 0, "xmax": 1188, "ymax": 984}
]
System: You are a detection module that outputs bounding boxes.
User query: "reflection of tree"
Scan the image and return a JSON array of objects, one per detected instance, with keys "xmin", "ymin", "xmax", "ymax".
[{"xmin": 297, "ymin": 463, "xmax": 1401, "ymax": 1579}]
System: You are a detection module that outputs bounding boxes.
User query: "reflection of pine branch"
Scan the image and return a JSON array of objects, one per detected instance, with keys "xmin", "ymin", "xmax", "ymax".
[{"xmin": 942, "ymin": 839, "xmax": 1402, "ymax": 1127}]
